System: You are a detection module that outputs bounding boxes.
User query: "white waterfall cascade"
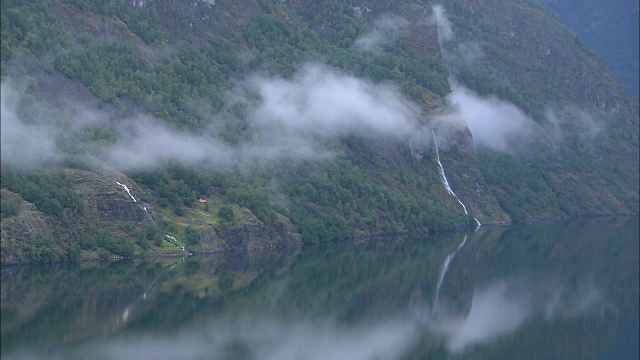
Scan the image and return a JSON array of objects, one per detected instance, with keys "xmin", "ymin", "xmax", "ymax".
[
  {"xmin": 432, "ymin": 130, "xmax": 481, "ymax": 229},
  {"xmin": 115, "ymin": 181, "xmax": 188, "ymax": 252},
  {"xmin": 164, "ymin": 234, "xmax": 186, "ymax": 251},
  {"xmin": 119, "ymin": 277, "xmax": 158, "ymax": 324},
  {"xmin": 116, "ymin": 181, "xmax": 137, "ymax": 203},
  {"xmin": 168, "ymin": 257, "xmax": 186, "ymax": 270},
  {"xmin": 432, "ymin": 234, "xmax": 468, "ymax": 315}
]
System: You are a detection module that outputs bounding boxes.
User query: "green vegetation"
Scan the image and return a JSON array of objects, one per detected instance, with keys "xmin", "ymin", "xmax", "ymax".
[
  {"xmin": 184, "ymin": 226, "xmax": 200, "ymax": 245},
  {"xmin": 217, "ymin": 206, "xmax": 234, "ymax": 224},
  {"xmin": 0, "ymin": 0, "xmax": 637, "ymax": 264},
  {"xmin": 1, "ymin": 167, "xmax": 84, "ymax": 223},
  {"xmin": 1, "ymin": 193, "xmax": 21, "ymax": 219}
]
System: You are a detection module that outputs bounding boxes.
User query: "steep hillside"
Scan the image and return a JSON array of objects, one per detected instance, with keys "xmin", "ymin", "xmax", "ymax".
[
  {"xmin": 439, "ymin": 0, "xmax": 639, "ymax": 220},
  {"xmin": 1, "ymin": 0, "xmax": 637, "ymax": 264},
  {"xmin": 538, "ymin": 0, "xmax": 639, "ymax": 98}
]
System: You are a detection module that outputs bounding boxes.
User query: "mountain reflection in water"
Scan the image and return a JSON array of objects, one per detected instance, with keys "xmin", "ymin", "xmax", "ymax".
[{"xmin": 1, "ymin": 216, "xmax": 637, "ymax": 360}]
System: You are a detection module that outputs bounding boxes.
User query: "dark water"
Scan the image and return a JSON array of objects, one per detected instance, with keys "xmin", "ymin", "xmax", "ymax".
[{"xmin": 1, "ymin": 217, "xmax": 638, "ymax": 360}]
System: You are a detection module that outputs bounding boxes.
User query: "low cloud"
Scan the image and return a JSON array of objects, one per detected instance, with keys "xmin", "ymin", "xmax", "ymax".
[
  {"xmin": 429, "ymin": 3, "xmax": 603, "ymax": 154},
  {"xmin": 2, "ymin": 274, "xmax": 605, "ymax": 360},
  {"xmin": 431, "ymin": 275, "xmax": 605, "ymax": 353},
  {"xmin": 353, "ymin": 14, "xmax": 410, "ymax": 53},
  {"xmin": 248, "ymin": 63, "xmax": 419, "ymax": 140},
  {"xmin": 435, "ymin": 81, "xmax": 541, "ymax": 152},
  {"xmin": 456, "ymin": 41, "xmax": 484, "ymax": 63},
  {"xmin": 101, "ymin": 115, "xmax": 235, "ymax": 169},
  {"xmin": 3, "ymin": 316, "xmax": 420, "ymax": 360},
  {"xmin": 434, "ymin": 279, "xmax": 534, "ymax": 352},
  {"xmin": 429, "ymin": 5, "xmax": 541, "ymax": 153},
  {"xmin": 1, "ymin": 83, "xmax": 59, "ymax": 167},
  {"xmin": 1, "ymin": 63, "xmax": 423, "ymax": 171},
  {"xmin": 543, "ymin": 104, "xmax": 602, "ymax": 145},
  {"xmin": 432, "ymin": 5, "xmax": 484, "ymax": 64},
  {"xmin": 432, "ymin": 5, "xmax": 454, "ymax": 48}
]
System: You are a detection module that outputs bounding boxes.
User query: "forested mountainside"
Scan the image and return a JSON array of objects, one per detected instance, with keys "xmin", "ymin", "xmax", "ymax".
[
  {"xmin": 538, "ymin": 0, "xmax": 639, "ymax": 98},
  {"xmin": 1, "ymin": 0, "xmax": 638, "ymax": 264}
]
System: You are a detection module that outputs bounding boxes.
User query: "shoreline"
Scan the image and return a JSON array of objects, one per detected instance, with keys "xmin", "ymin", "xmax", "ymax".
[{"xmin": 1, "ymin": 213, "xmax": 637, "ymax": 267}]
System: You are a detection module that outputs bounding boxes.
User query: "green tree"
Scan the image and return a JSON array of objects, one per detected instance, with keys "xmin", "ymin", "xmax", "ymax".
[
  {"xmin": 1, "ymin": 197, "xmax": 20, "ymax": 218},
  {"xmin": 217, "ymin": 206, "xmax": 234, "ymax": 223},
  {"xmin": 184, "ymin": 226, "xmax": 200, "ymax": 245}
]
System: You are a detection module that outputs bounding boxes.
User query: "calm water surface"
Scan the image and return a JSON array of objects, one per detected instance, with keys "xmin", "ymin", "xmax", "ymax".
[{"xmin": 1, "ymin": 217, "xmax": 638, "ymax": 360}]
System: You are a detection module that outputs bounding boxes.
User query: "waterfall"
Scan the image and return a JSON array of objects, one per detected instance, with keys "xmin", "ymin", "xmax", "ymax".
[
  {"xmin": 456, "ymin": 233, "xmax": 468, "ymax": 250},
  {"xmin": 433, "ymin": 253, "xmax": 454, "ymax": 313},
  {"xmin": 168, "ymin": 257, "xmax": 186, "ymax": 270},
  {"xmin": 432, "ymin": 130, "xmax": 481, "ymax": 228},
  {"xmin": 117, "ymin": 181, "xmax": 155, "ymax": 224},
  {"xmin": 433, "ymin": 234, "xmax": 468, "ymax": 315},
  {"xmin": 116, "ymin": 181, "xmax": 137, "ymax": 203},
  {"xmin": 118, "ymin": 277, "xmax": 158, "ymax": 325},
  {"xmin": 164, "ymin": 234, "xmax": 186, "ymax": 251},
  {"xmin": 431, "ymin": 130, "xmax": 483, "ymax": 313},
  {"xmin": 115, "ymin": 181, "xmax": 188, "ymax": 253}
]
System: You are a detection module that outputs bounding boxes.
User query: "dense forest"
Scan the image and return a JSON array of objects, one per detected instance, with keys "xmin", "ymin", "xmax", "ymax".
[{"xmin": 1, "ymin": 0, "xmax": 638, "ymax": 264}]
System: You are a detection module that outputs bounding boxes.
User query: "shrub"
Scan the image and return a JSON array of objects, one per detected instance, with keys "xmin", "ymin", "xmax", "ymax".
[
  {"xmin": 174, "ymin": 205, "xmax": 185, "ymax": 217},
  {"xmin": 80, "ymin": 236, "xmax": 97, "ymax": 250},
  {"xmin": 97, "ymin": 249, "xmax": 111, "ymax": 260},
  {"xmin": 217, "ymin": 206, "xmax": 234, "ymax": 223},
  {"xmin": 103, "ymin": 237, "xmax": 134, "ymax": 257},
  {"xmin": 154, "ymin": 236, "xmax": 163, "ymax": 247},
  {"xmin": 184, "ymin": 226, "xmax": 200, "ymax": 245},
  {"xmin": 1, "ymin": 198, "xmax": 20, "ymax": 218}
]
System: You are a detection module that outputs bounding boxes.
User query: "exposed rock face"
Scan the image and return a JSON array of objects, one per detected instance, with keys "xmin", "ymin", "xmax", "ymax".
[
  {"xmin": 201, "ymin": 213, "xmax": 301, "ymax": 252},
  {"xmin": 20, "ymin": 202, "xmax": 38, "ymax": 211},
  {"xmin": 0, "ymin": 205, "xmax": 55, "ymax": 264},
  {"xmin": 432, "ymin": 125, "xmax": 511, "ymax": 224},
  {"xmin": 223, "ymin": 224, "xmax": 272, "ymax": 250},
  {"xmin": 65, "ymin": 169, "xmax": 148, "ymax": 224},
  {"xmin": 199, "ymin": 225, "xmax": 229, "ymax": 252},
  {"xmin": 1, "ymin": 165, "xmax": 302, "ymax": 263},
  {"xmin": 92, "ymin": 193, "xmax": 147, "ymax": 222},
  {"xmin": 1, "ymin": 169, "xmax": 155, "ymax": 264},
  {"xmin": 272, "ymin": 213, "xmax": 299, "ymax": 245}
]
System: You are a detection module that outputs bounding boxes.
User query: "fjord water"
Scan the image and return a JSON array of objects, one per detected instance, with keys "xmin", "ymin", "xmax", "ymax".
[{"xmin": 1, "ymin": 217, "xmax": 637, "ymax": 360}]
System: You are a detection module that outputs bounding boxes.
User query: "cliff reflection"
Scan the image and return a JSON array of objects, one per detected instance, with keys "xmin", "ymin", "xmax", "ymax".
[{"xmin": 1, "ymin": 217, "xmax": 637, "ymax": 360}]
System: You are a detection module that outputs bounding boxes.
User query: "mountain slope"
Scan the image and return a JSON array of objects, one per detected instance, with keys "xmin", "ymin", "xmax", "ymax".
[
  {"xmin": 439, "ymin": 0, "xmax": 638, "ymax": 219},
  {"xmin": 1, "ymin": 0, "xmax": 637, "ymax": 264},
  {"xmin": 538, "ymin": 0, "xmax": 639, "ymax": 98}
]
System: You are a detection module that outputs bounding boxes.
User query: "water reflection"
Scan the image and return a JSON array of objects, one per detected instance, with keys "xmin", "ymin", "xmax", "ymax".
[
  {"xmin": 433, "ymin": 273, "xmax": 606, "ymax": 353},
  {"xmin": 1, "ymin": 217, "xmax": 637, "ymax": 359}
]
